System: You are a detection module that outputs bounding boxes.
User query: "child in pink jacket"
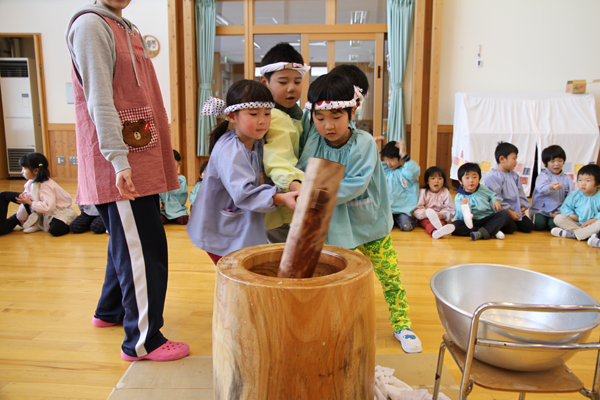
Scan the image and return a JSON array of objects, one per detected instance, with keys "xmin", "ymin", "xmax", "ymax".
[{"xmin": 413, "ymin": 166, "xmax": 456, "ymax": 239}]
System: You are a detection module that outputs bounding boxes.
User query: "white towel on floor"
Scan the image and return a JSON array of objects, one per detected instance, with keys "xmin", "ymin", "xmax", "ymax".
[{"xmin": 374, "ymin": 365, "xmax": 451, "ymax": 400}]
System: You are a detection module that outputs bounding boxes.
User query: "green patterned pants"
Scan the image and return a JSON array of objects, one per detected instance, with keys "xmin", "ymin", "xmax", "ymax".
[{"xmin": 355, "ymin": 234, "xmax": 411, "ymax": 332}]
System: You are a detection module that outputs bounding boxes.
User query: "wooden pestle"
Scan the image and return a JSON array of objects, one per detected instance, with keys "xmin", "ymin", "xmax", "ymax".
[{"xmin": 278, "ymin": 157, "xmax": 345, "ymax": 278}]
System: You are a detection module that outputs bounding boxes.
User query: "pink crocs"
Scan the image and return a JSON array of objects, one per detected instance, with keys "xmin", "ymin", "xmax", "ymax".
[
  {"xmin": 121, "ymin": 340, "xmax": 190, "ymax": 361},
  {"xmin": 92, "ymin": 316, "xmax": 119, "ymax": 327}
]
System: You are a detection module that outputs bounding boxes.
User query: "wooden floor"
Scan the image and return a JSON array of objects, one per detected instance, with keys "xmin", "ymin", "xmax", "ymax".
[{"xmin": 1, "ymin": 179, "xmax": 599, "ymax": 399}]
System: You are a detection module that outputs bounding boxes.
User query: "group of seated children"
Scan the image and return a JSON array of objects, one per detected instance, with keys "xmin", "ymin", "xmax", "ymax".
[{"xmin": 381, "ymin": 138, "xmax": 600, "ymax": 247}]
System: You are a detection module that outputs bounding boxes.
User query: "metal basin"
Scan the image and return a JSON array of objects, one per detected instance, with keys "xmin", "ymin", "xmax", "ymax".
[{"xmin": 430, "ymin": 264, "xmax": 600, "ymax": 371}]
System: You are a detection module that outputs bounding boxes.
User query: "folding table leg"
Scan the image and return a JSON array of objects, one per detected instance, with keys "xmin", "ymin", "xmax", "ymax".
[{"xmin": 433, "ymin": 340, "xmax": 447, "ymax": 400}]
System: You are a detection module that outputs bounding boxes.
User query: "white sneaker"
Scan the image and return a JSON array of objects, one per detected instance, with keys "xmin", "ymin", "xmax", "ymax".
[
  {"xmin": 551, "ymin": 227, "xmax": 575, "ymax": 239},
  {"xmin": 588, "ymin": 233, "xmax": 600, "ymax": 248},
  {"xmin": 461, "ymin": 203, "xmax": 474, "ymax": 229},
  {"xmin": 426, "ymin": 208, "xmax": 443, "ymax": 230},
  {"xmin": 394, "ymin": 329, "xmax": 422, "ymax": 353},
  {"xmin": 23, "ymin": 223, "xmax": 42, "ymax": 233},
  {"xmin": 496, "ymin": 231, "xmax": 505, "ymax": 240},
  {"xmin": 23, "ymin": 213, "xmax": 39, "ymax": 229},
  {"xmin": 432, "ymin": 224, "xmax": 455, "ymax": 239}
]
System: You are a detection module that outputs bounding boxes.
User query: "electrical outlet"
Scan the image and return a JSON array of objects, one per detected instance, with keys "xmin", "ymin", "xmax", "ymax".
[
  {"xmin": 68, "ymin": 156, "xmax": 78, "ymax": 165},
  {"xmin": 57, "ymin": 156, "xmax": 65, "ymax": 165}
]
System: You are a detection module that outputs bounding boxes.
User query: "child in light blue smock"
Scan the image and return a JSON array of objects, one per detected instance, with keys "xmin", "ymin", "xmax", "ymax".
[
  {"xmin": 159, "ymin": 150, "xmax": 189, "ymax": 225},
  {"xmin": 381, "ymin": 140, "xmax": 420, "ymax": 231},
  {"xmin": 298, "ymin": 73, "xmax": 422, "ymax": 354},
  {"xmin": 188, "ymin": 161, "xmax": 208, "ymax": 212}
]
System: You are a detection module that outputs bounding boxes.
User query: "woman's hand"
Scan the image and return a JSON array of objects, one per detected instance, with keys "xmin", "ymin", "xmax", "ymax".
[{"xmin": 116, "ymin": 169, "xmax": 140, "ymax": 201}]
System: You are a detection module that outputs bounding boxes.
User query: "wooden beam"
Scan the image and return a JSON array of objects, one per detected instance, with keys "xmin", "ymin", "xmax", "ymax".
[
  {"xmin": 168, "ymin": 0, "xmax": 183, "ymax": 152},
  {"xmin": 373, "ymin": 32, "xmax": 385, "ymax": 139},
  {"xmin": 215, "ymin": 25, "xmax": 245, "ymax": 35},
  {"xmin": 327, "ymin": 41, "xmax": 336, "ymax": 72},
  {"xmin": 244, "ymin": 0, "xmax": 255, "ymax": 79},
  {"xmin": 326, "ymin": 0, "xmax": 336, "ymax": 25},
  {"xmin": 32, "ymin": 34, "xmax": 48, "ymax": 156},
  {"xmin": 303, "ymin": 33, "xmax": 376, "ymax": 41},
  {"xmin": 301, "ymin": 34, "xmax": 309, "ymax": 107},
  {"xmin": 427, "ymin": 0, "xmax": 444, "ymax": 169},
  {"xmin": 253, "ymin": 23, "xmax": 387, "ymax": 35},
  {"xmin": 182, "ymin": 0, "xmax": 197, "ymax": 180}
]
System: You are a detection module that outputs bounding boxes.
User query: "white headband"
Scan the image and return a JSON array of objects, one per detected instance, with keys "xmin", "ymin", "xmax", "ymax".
[
  {"xmin": 304, "ymin": 86, "xmax": 363, "ymax": 117},
  {"xmin": 201, "ymin": 97, "xmax": 275, "ymax": 116},
  {"xmin": 259, "ymin": 62, "xmax": 311, "ymax": 78}
]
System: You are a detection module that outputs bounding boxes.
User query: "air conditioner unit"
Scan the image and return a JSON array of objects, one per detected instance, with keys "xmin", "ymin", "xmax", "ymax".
[{"xmin": 0, "ymin": 57, "xmax": 43, "ymax": 177}]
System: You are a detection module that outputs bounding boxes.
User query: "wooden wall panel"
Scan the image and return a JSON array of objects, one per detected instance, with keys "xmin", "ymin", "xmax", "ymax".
[{"xmin": 48, "ymin": 124, "xmax": 77, "ymax": 182}]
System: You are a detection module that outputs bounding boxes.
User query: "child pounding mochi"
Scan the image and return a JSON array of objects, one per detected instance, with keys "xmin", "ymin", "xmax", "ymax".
[
  {"xmin": 381, "ymin": 140, "xmax": 420, "ymax": 232},
  {"xmin": 259, "ymin": 42, "xmax": 309, "ymax": 243},
  {"xmin": 483, "ymin": 141, "xmax": 533, "ymax": 233},
  {"xmin": 453, "ymin": 163, "xmax": 516, "ymax": 240},
  {"xmin": 529, "ymin": 145, "xmax": 574, "ymax": 231},
  {"xmin": 551, "ymin": 164, "xmax": 600, "ymax": 241},
  {"xmin": 413, "ymin": 166, "xmax": 456, "ymax": 239},
  {"xmin": 299, "ymin": 73, "xmax": 422, "ymax": 353}
]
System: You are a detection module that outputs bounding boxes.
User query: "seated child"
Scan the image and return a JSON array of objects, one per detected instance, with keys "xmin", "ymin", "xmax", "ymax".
[
  {"xmin": 551, "ymin": 164, "xmax": 600, "ymax": 241},
  {"xmin": 381, "ymin": 140, "xmax": 420, "ymax": 231},
  {"xmin": 413, "ymin": 166, "xmax": 455, "ymax": 239},
  {"xmin": 483, "ymin": 142, "xmax": 533, "ymax": 233},
  {"xmin": 260, "ymin": 42, "xmax": 309, "ymax": 243},
  {"xmin": 189, "ymin": 161, "xmax": 208, "ymax": 212},
  {"xmin": 13, "ymin": 152, "xmax": 77, "ymax": 236},
  {"xmin": 529, "ymin": 145, "xmax": 574, "ymax": 231},
  {"xmin": 159, "ymin": 150, "xmax": 189, "ymax": 225},
  {"xmin": 299, "ymin": 73, "xmax": 421, "ymax": 353},
  {"xmin": 453, "ymin": 163, "xmax": 516, "ymax": 240},
  {"xmin": 70, "ymin": 204, "xmax": 106, "ymax": 234}
]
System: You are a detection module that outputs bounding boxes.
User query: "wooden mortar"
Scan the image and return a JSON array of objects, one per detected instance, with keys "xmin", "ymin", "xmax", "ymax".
[{"xmin": 213, "ymin": 243, "xmax": 375, "ymax": 399}]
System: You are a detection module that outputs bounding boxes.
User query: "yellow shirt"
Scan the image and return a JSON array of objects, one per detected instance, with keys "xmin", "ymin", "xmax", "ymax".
[{"xmin": 263, "ymin": 108, "xmax": 304, "ymax": 230}]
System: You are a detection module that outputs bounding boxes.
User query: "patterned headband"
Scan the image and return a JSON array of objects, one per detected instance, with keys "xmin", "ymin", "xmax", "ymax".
[
  {"xmin": 304, "ymin": 86, "xmax": 363, "ymax": 117},
  {"xmin": 201, "ymin": 97, "xmax": 275, "ymax": 116},
  {"xmin": 259, "ymin": 62, "xmax": 311, "ymax": 78}
]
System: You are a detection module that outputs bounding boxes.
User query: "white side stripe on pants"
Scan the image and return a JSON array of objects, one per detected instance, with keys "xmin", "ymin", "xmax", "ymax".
[{"xmin": 116, "ymin": 200, "xmax": 150, "ymax": 356}]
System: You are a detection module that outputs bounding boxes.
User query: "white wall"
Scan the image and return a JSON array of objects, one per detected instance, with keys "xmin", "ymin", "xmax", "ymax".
[
  {"xmin": 0, "ymin": 0, "xmax": 171, "ymax": 124},
  {"xmin": 438, "ymin": 0, "xmax": 600, "ymax": 124}
]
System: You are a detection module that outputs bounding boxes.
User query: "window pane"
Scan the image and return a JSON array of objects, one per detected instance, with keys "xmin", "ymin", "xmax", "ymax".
[
  {"xmin": 254, "ymin": 1, "xmax": 326, "ymax": 25},
  {"xmin": 214, "ymin": 36, "xmax": 245, "ymax": 97},
  {"xmin": 216, "ymin": 1, "xmax": 244, "ymax": 26},
  {"xmin": 336, "ymin": 0, "xmax": 387, "ymax": 24}
]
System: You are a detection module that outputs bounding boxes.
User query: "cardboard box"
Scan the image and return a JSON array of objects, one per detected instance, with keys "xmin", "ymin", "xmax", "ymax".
[{"xmin": 566, "ymin": 80, "xmax": 587, "ymax": 94}]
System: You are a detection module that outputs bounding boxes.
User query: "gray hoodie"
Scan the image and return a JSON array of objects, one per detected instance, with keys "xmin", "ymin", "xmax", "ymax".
[{"xmin": 66, "ymin": 4, "xmax": 148, "ymax": 174}]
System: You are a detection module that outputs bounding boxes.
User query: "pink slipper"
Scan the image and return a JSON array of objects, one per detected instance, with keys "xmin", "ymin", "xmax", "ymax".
[
  {"xmin": 92, "ymin": 316, "xmax": 118, "ymax": 327},
  {"xmin": 121, "ymin": 340, "xmax": 190, "ymax": 361}
]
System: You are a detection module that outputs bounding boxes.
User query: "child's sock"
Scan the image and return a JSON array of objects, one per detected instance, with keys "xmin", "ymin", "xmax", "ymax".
[
  {"xmin": 432, "ymin": 224, "xmax": 454, "ymax": 239},
  {"xmin": 588, "ymin": 233, "xmax": 600, "ymax": 248},
  {"xmin": 23, "ymin": 212, "xmax": 39, "ymax": 229},
  {"xmin": 426, "ymin": 209, "xmax": 443, "ymax": 230},
  {"xmin": 461, "ymin": 203, "xmax": 473, "ymax": 229},
  {"xmin": 470, "ymin": 228, "xmax": 490, "ymax": 241},
  {"xmin": 551, "ymin": 228, "xmax": 576, "ymax": 239},
  {"xmin": 495, "ymin": 230, "xmax": 505, "ymax": 240}
]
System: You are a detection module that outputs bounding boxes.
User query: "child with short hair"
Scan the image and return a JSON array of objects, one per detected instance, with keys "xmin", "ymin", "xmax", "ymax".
[
  {"xmin": 259, "ymin": 42, "xmax": 309, "ymax": 242},
  {"xmin": 187, "ymin": 80, "xmax": 298, "ymax": 265},
  {"xmin": 159, "ymin": 150, "xmax": 189, "ymax": 225},
  {"xmin": 299, "ymin": 73, "xmax": 421, "ymax": 353},
  {"xmin": 381, "ymin": 140, "xmax": 420, "ymax": 231},
  {"xmin": 529, "ymin": 145, "xmax": 574, "ymax": 231},
  {"xmin": 453, "ymin": 163, "xmax": 516, "ymax": 240},
  {"xmin": 189, "ymin": 161, "xmax": 208, "ymax": 212},
  {"xmin": 413, "ymin": 166, "xmax": 455, "ymax": 239},
  {"xmin": 483, "ymin": 141, "xmax": 533, "ymax": 233},
  {"xmin": 551, "ymin": 164, "xmax": 600, "ymax": 241}
]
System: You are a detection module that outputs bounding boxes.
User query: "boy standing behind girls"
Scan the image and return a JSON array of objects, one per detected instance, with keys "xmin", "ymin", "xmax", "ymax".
[
  {"xmin": 259, "ymin": 43, "xmax": 308, "ymax": 243},
  {"xmin": 483, "ymin": 142, "xmax": 533, "ymax": 233}
]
